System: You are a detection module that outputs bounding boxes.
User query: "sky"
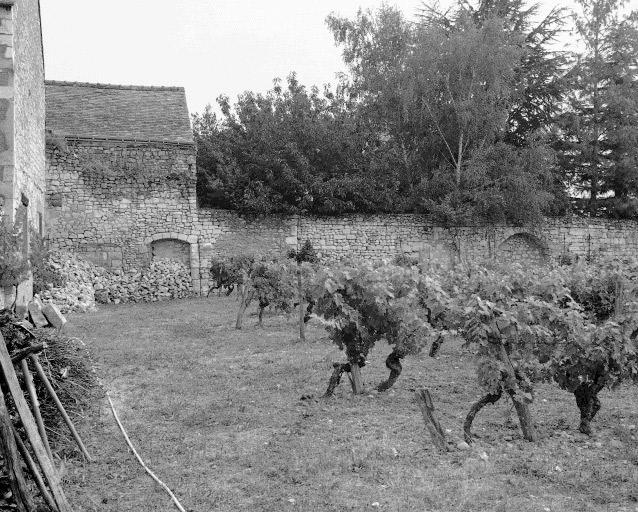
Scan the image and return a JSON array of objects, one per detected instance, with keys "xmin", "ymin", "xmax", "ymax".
[{"xmin": 40, "ymin": 0, "xmax": 577, "ymax": 117}]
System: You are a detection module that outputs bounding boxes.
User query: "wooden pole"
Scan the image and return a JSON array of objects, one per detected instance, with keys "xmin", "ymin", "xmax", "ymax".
[
  {"xmin": 11, "ymin": 343, "xmax": 44, "ymax": 364},
  {"xmin": 31, "ymin": 355, "xmax": 92, "ymax": 462},
  {"xmin": 349, "ymin": 363, "xmax": 364, "ymax": 394},
  {"xmin": 0, "ymin": 334, "xmax": 73, "ymax": 512},
  {"xmin": 0, "ymin": 388, "xmax": 35, "ymax": 512},
  {"xmin": 21, "ymin": 358, "xmax": 54, "ymax": 461},
  {"xmin": 415, "ymin": 388, "xmax": 448, "ymax": 453},
  {"xmin": 12, "ymin": 426, "xmax": 58, "ymax": 512}
]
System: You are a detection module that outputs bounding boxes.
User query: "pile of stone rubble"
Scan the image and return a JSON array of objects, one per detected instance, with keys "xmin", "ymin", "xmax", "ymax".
[
  {"xmin": 93, "ymin": 260, "xmax": 193, "ymax": 304},
  {"xmin": 38, "ymin": 252, "xmax": 103, "ymax": 313},
  {"xmin": 38, "ymin": 252, "xmax": 193, "ymax": 312}
]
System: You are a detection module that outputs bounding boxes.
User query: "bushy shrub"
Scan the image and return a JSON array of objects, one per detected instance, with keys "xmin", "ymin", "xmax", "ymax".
[
  {"xmin": 392, "ymin": 253, "xmax": 419, "ymax": 267},
  {"xmin": 0, "ymin": 216, "xmax": 29, "ymax": 289},
  {"xmin": 30, "ymin": 232, "xmax": 67, "ymax": 295}
]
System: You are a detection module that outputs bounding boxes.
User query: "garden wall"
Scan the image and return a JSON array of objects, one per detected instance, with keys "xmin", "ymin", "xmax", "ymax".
[{"xmin": 44, "ymin": 138, "xmax": 638, "ymax": 296}]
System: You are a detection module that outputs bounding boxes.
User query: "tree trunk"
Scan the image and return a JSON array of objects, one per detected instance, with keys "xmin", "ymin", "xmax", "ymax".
[
  {"xmin": 463, "ymin": 390, "xmax": 502, "ymax": 443},
  {"xmin": 0, "ymin": 390, "xmax": 34, "ymax": 512},
  {"xmin": 574, "ymin": 382, "xmax": 603, "ymax": 435},
  {"xmin": 376, "ymin": 351, "xmax": 403, "ymax": 392},
  {"xmin": 455, "ymin": 132, "xmax": 463, "ymax": 187}
]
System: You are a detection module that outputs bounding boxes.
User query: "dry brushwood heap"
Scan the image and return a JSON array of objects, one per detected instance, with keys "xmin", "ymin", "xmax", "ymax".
[
  {"xmin": 39, "ymin": 252, "xmax": 193, "ymax": 312},
  {"xmin": 0, "ymin": 308, "xmax": 100, "ymax": 511}
]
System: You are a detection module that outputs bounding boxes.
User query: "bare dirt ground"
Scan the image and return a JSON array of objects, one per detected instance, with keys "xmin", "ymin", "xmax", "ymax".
[{"xmin": 61, "ymin": 296, "xmax": 638, "ymax": 512}]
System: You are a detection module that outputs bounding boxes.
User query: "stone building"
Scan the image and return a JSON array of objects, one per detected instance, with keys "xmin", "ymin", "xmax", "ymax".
[
  {"xmin": 44, "ymin": 81, "xmax": 201, "ymax": 291},
  {"xmin": 0, "ymin": 0, "xmax": 46, "ymax": 307}
]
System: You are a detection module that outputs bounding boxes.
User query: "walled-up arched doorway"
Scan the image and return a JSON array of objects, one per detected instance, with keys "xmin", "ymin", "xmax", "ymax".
[
  {"xmin": 497, "ymin": 232, "xmax": 549, "ymax": 266},
  {"xmin": 150, "ymin": 238, "xmax": 190, "ymax": 267},
  {"xmin": 143, "ymin": 232, "xmax": 201, "ymax": 294}
]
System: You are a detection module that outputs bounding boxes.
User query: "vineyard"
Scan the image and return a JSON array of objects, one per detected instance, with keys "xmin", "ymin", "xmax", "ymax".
[
  {"xmin": 63, "ymin": 291, "xmax": 638, "ymax": 512},
  {"xmin": 209, "ymin": 248, "xmax": 638, "ymax": 445}
]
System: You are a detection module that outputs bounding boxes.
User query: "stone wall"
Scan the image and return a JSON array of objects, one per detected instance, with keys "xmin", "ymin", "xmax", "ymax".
[
  {"xmin": 0, "ymin": 4, "xmax": 14, "ymax": 220},
  {"xmin": 0, "ymin": 0, "xmax": 45, "ymax": 308},
  {"xmin": 46, "ymin": 141, "xmax": 638, "ymax": 296},
  {"xmin": 193, "ymin": 212, "xmax": 638, "ymax": 293},
  {"xmin": 0, "ymin": 0, "xmax": 45, "ymax": 228},
  {"xmin": 45, "ymin": 138, "xmax": 198, "ymax": 286},
  {"xmin": 13, "ymin": 0, "xmax": 45, "ymax": 231}
]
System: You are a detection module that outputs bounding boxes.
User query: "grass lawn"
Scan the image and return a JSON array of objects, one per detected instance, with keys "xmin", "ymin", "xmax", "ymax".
[{"xmin": 61, "ymin": 296, "xmax": 638, "ymax": 512}]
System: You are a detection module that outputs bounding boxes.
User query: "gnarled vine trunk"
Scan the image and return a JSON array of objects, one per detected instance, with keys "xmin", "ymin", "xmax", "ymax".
[
  {"xmin": 376, "ymin": 351, "xmax": 404, "ymax": 391},
  {"xmin": 464, "ymin": 390, "xmax": 502, "ymax": 443},
  {"xmin": 429, "ymin": 334, "xmax": 444, "ymax": 357},
  {"xmin": 499, "ymin": 344, "xmax": 538, "ymax": 441},
  {"xmin": 324, "ymin": 363, "xmax": 351, "ymax": 397},
  {"xmin": 235, "ymin": 287, "xmax": 253, "ymax": 329},
  {"xmin": 574, "ymin": 382, "xmax": 603, "ymax": 435}
]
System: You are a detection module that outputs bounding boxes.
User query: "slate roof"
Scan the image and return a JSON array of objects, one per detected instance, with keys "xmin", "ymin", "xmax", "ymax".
[{"xmin": 45, "ymin": 81, "xmax": 194, "ymax": 145}]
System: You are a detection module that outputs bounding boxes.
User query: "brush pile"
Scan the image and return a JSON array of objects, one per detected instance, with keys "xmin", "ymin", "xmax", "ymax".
[
  {"xmin": 31, "ymin": 330, "xmax": 103, "ymax": 450},
  {"xmin": 0, "ymin": 308, "xmax": 99, "ymax": 510},
  {"xmin": 0, "ymin": 308, "xmax": 101, "ymax": 449}
]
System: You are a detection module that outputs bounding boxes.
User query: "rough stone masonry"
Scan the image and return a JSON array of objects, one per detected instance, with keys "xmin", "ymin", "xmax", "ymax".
[{"xmin": 44, "ymin": 82, "xmax": 638, "ymax": 296}]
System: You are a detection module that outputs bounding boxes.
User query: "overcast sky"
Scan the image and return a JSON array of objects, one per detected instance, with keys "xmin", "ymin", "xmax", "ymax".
[{"xmin": 40, "ymin": 0, "xmax": 577, "ymax": 117}]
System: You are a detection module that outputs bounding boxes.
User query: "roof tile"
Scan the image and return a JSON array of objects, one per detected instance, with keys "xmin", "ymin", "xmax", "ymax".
[{"xmin": 45, "ymin": 80, "xmax": 194, "ymax": 144}]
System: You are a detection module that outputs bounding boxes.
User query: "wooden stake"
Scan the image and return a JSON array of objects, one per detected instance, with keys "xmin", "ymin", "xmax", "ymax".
[
  {"xmin": 415, "ymin": 388, "xmax": 448, "ymax": 453},
  {"xmin": 12, "ymin": 425, "xmax": 58, "ymax": 512},
  {"xmin": 0, "ymin": 388, "xmax": 35, "ymax": 512},
  {"xmin": 31, "ymin": 355, "xmax": 92, "ymax": 462},
  {"xmin": 21, "ymin": 358, "xmax": 54, "ymax": 461},
  {"xmin": 349, "ymin": 363, "xmax": 364, "ymax": 394},
  {"xmin": 0, "ymin": 334, "xmax": 73, "ymax": 512}
]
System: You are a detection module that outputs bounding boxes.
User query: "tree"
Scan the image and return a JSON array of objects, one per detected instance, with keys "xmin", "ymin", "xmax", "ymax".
[
  {"xmin": 328, "ymin": 2, "xmax": 563, "ymax": 224},
  {"xmin": 193, "ymin": 74, "xmax": 403, "ymax": 215},
  {"xmin": 558, "ymin": 0, "xmax": 638, "ymax": 215},
  {"xmin": 421, "ymin": 0, "xmax": 570, "ymax": 146}
]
